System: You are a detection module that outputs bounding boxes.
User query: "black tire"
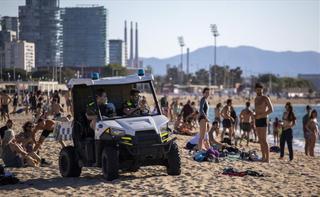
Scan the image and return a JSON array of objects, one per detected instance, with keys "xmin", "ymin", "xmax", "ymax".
[
  {"xmin": 166, "ymin": 142, "xmax": 181, "ymax": 175},
  {"xmin": 59, "ymin": 146, "xmax": 82, "ymax": 177},
  {"xmin": 101, "ymin": 146, "xmax": 119, "ymax": 181}
]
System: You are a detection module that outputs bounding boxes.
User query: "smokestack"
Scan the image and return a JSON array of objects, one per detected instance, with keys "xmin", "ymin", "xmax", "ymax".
[
  {"xmin": 187, "ymin": 48, "xmax": 190, "ymax": 75},
  {"xmin": 124, "ymin": 20, "xmax": 128, "ymax": 67},
  {"xmin": 129, "ymin": 21, "xmax": 134, "ymax": 67},
  {"xmin": 135, "ymin": 22, "xmax": 139, "ymax": 68}
]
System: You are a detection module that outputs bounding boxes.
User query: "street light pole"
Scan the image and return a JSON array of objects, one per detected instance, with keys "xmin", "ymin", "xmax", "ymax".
[
  {"xmin": 210, "ymin": 24, "xmax": 219, "ymax": 87},
  {"xmin": 178, "ymin": 36, "xmax": 185, "ymax": 84}
]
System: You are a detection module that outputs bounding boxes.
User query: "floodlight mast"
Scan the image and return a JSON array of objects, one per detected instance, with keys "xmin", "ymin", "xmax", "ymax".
[
  {"xmin": 210, "ymin": 24, "xmax": 219, "ymax": 87},
  {"xmin": 178, "ymin": 36, "xmax": 185, "ymax": 84}
]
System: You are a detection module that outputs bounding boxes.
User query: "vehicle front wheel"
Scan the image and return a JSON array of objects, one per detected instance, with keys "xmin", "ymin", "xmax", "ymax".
[
  {"xmin": 166, "ymin": 142, "xmax": 181, "ymax": 175},
  {"xmin": 59, "ymin": 146, "xmax": 82, "ymax": 177},
  {"xmin": 101, "ymin": 146, "xmax": 119, "ymax": 181}
]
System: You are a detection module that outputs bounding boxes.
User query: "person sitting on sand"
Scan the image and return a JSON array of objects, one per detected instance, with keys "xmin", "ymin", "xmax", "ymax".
[
  {"xmin": 33, "ymin": 118, "xmax": 66, "ymax": 152},
  {"xmin": 208, "ymin": 121, "xmax": 231, "ymax": 149},
  {"xmin": 2, "ymin": 129, "xmax": 39, "ymax": 167},
  {"xmin": 186, "ymin": 121, "xmax": 230, "ymax": 151},
  {"xmin": 49, "ymin": 98, "xmax": 64, "ymax": 119},
  {"xmin": 174, "ymin": 115, "xmax": 196, "ymax": 136},
  {"xmin": 16, "ymin": 121, "xmax": 37, "ymax": 152}
]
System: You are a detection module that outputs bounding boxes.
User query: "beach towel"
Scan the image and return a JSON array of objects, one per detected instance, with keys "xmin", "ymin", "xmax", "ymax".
[{"xmin": 222, "ymin": 167, "xmax": 264, "ymax": 177}]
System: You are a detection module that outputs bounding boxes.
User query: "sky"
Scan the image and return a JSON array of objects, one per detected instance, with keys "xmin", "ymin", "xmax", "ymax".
[{"xmin": 0, "ymin": 0, "xmax": 319, "ymax": 58}]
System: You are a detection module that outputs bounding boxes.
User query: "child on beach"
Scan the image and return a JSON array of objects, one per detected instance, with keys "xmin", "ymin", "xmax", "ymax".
[{"xmin": 273, "ymin": 117, "xmax": 281, "ymax": 146}]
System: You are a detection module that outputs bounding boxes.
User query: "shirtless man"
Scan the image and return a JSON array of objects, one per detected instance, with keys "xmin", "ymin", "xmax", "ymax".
[
  {"xmin": 0, "ymin": 90, "xmax": 12, "ymax": 122},
  {"xmin": 49, "ymin": 98, "xmax": 64, "ymax": 119},
  {"xmin": 239, "ymin": 101, "xmax": 254, "ymax": 146},
  {"xmin": 254, "ymin": 83, "xmax": 273, "ymax": 162},
  {"xmin": 33, "ymin": 118, "xmax": 65, "ymax": 152},
  {"xmin": 221, "ymin": 99, "xmax": 234, "ymax": 142}
]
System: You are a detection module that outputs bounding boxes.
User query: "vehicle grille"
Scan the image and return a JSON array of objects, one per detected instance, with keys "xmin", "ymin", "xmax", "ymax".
[{"xmin": 135, "ymin": 130, "xmax": 161, "ymax": 145}]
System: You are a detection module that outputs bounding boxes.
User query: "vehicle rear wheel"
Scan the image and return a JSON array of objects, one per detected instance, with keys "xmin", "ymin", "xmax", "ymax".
[
  {"xmin": 101, "ymin": 146, "xmax": 119, "ymax": 181},
  {"xmin": 166, "ymin": 142, "xmax": 181, "ymax": 175},
  {"xmin": 59, "ymin": 146, "xmax": 82, "ymax": 177}
]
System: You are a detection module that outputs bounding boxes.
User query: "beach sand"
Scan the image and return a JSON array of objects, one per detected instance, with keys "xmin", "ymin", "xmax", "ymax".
[{"xmin": 1, "ymin": 113, "xmax": 320, "ymax": 196}]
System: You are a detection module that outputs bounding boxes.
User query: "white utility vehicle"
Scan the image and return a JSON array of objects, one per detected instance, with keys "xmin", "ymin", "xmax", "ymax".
[{"xmin": 59, "ymin": 70, "xmax": 181, "ymax": 181}]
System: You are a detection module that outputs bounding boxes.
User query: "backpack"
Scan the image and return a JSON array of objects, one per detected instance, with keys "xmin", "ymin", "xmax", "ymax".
[{"xmin": 193, "ymin": 151, "xmax": 207, "ymax": 162}]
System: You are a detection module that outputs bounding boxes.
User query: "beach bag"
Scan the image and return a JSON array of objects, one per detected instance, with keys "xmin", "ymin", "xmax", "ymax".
[
  {"xmin": 15, "ymin": 108, "xmax": 25, "ymax": 114},
  {"xmin": 248, "ymin": 150, "xmax": 259, "ymax": 161},
  {"xmin": 222, "ymin": 137, "xmax": 232, "ymax": 145},
  {"xmin": 240, "ymin": 151, "xmax": 250, "ymax": 160},
  {"xmin": 0, "ymin": 173, "xmax": 19, "ymax": 185},
  {"xmin": 226, "ymin": 147, "xmax": 239, "ymax": 153},
  {"xmin": 270, "ymin": 146, "xmax": 280, "ymax": 153},
  {"xmin": 193, "ymin": 151, "xmax": 207, "ymax": 162}
]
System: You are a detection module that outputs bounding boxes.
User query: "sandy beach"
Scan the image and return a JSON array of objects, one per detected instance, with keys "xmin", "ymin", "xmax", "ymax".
[{"xmin": 0, "ymin": 112, "xmax": 319, "ymax": 196}]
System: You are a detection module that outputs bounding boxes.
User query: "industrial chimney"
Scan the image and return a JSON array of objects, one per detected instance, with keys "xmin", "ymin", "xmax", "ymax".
[
  {"xmin": 129, "ymin": 21, "xmax": 134, "ymax": 67},
  {"xmin": 124, "ymin": 20, "xmax": 128, "ymax": 67},
  {"xmin": 135, "ymin": 22, "xmax": 139, "ymax": 68}
]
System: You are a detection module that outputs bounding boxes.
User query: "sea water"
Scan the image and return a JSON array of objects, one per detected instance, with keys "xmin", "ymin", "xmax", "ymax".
[{"xmin": 208, "ymin": 104, "xmax": 320, "ymax": 154}]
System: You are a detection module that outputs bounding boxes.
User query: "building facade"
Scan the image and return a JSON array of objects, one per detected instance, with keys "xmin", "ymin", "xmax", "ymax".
[
  {"xmin": 4, "ymin": 41, "xmax": 35, "ymax": 72},
  {"xmin": 19, "ymin": 0, "xmax": 62, "ymax": 68},
  {"xmin": 1, "ymin": 16, "xmax": 19, "ymax": 40},
  {"xmin": 109, "ymin": 39, "xmax": 125, "ymax": 66},
  {"xmin": 61, "ymin": 6, "xmax": 107, "ymax": 67}
]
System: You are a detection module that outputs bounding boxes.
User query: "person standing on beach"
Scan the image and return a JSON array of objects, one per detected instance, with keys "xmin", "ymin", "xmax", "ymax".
[
  {"xmin": 160, "ymin": 95, "xmax": 169, "ymax": 117},
  {"xmin": 273, "ymin": 117, "xmax": 281, "ymax": 146},
  {"xmin": 214, "ymin": 103, "xmax": 222, "ymax": 137},
  {"xmin": 302, "ymin": 105, "xmax": 312, "ymax": 155},
  {"xmin": 0, "ymin": 90, "xmax": 12, "ymax": 122},
  {"xmin": 239, "ymin": 101, "xmax": 254, "ymax": 146},
  {"xmin": 197, "ymin": 87, "xmax": 210, "ymax": 150},
  {"xmin": 305, "ymin": 109, "xmax": 319, "ymax": 157},
  {"xmin": 221, "ymin": 99, "xmax": 234, "ymax": 142},
  {"xmin": 254, "ymin": 83, "xmax": 273, "ymax": 162},
  {"xmin": 279, "ymin": 102, "xmax": 296, "ymax": 161}
]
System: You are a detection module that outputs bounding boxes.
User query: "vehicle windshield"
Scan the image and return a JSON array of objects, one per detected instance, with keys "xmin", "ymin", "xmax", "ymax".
[{"xmin": 93, "ymin": 81, "xmax": 160, "ymax": 120}]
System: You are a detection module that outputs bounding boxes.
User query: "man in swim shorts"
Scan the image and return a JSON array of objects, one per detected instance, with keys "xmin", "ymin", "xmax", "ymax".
[{"xmin": 254, "ymin": 83, "xmax": 273, "ymax": 162}]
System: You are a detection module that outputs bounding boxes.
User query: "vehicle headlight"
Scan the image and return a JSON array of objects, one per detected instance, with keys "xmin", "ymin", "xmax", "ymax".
[
  {"xmin": 159, "ymin": 125, "xmax": 171, "ymax": 142},
  {"xmin": 110, "ymin": 129, "xmax": 126, "ymax": 136}
]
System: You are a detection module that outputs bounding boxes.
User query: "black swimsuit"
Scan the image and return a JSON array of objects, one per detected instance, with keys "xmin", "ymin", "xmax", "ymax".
[{"xmin": 255, "ymin": 118, "xmax": 267, "ymax": 127}]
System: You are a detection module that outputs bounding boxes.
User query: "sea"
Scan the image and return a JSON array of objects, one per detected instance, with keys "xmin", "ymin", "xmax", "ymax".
[{"xmin": 207, "ymin": 104, "xmax": 320, "ymax": 155}]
